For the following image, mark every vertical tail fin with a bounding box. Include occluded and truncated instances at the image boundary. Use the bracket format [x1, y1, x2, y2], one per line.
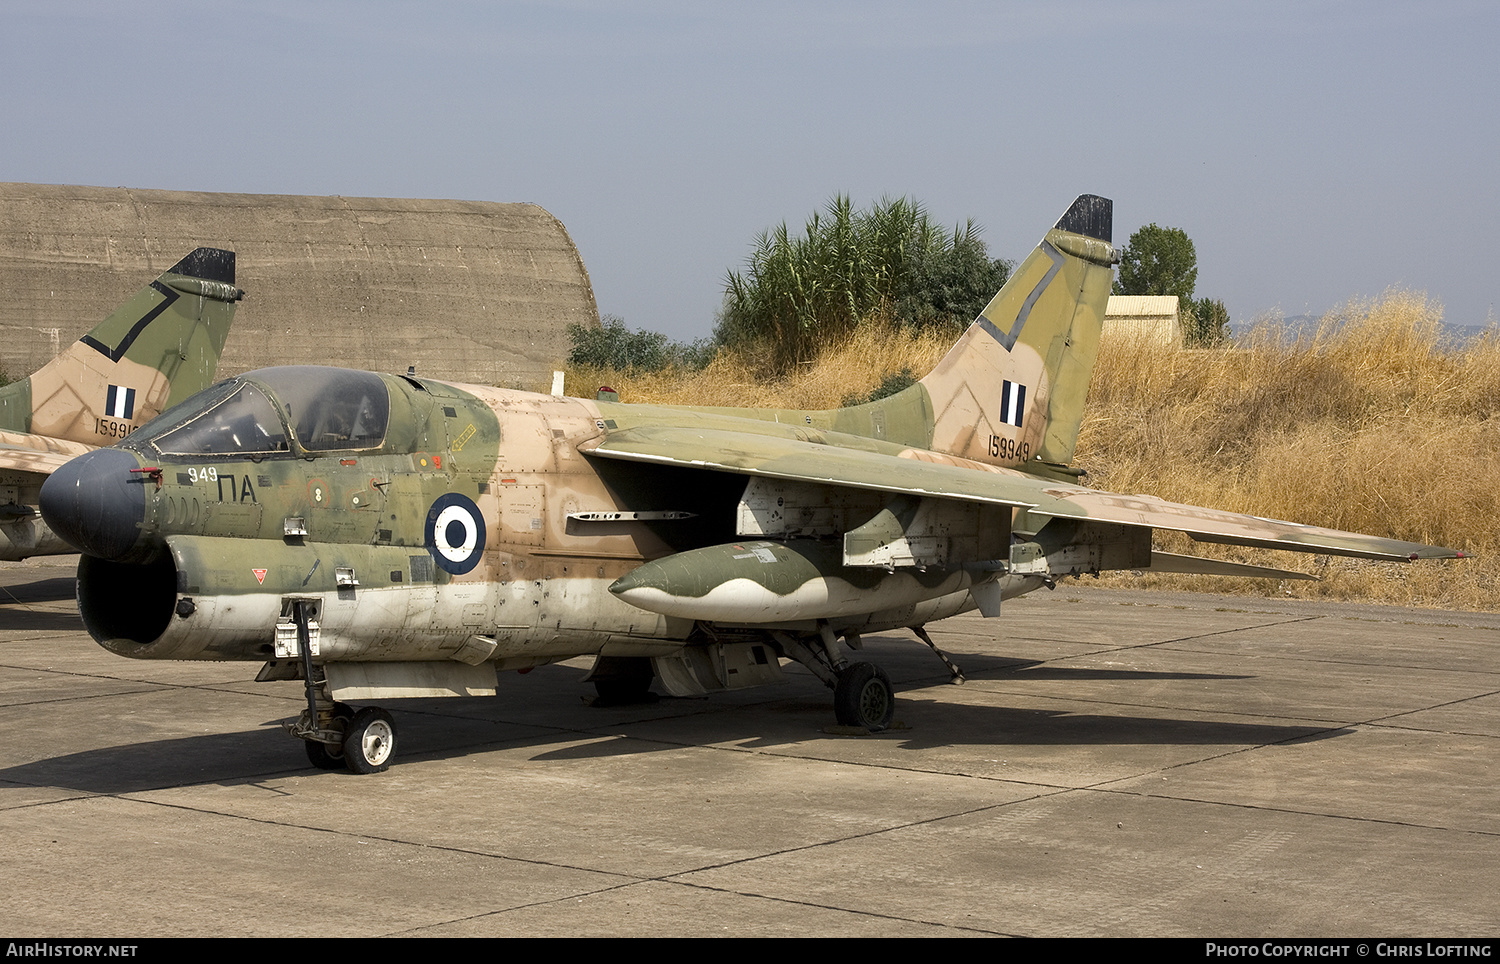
[917, 195, 1118, 469]
[2, 248, 243, 445]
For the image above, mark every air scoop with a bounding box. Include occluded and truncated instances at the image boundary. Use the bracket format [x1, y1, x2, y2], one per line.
[39, 447, 149, 560]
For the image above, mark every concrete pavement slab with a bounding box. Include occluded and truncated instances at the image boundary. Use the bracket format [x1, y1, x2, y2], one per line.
[1, 564, 1495, 937]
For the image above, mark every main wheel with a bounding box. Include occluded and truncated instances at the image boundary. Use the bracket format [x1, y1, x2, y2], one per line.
[341, 707, 397, 774]
[833, 662, 894, 731]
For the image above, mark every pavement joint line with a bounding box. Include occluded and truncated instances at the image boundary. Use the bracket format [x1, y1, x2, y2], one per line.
[100, 792, 656, 880]
[1129, 642, 1500, 674]
[1082, 723, 1500, 838]
[0, 582, 55, 611]
[0, 631, 86, 644]
[926, 614, 1324, 663]
[384, 876, 1018, 937]
[0, 787, 105, 811]
[1363, 720, 1500, 739]
[896, 674, 1365, 726]
[624, 879, 1019, 937]
[42, 782, 1036, 938]
[1363, 687, 1500, 725]
[1090, 615, 1325, 654]
[1092, 783, 1500, 838]
[0, 685, 172, 708]
[651, 785, 1077, 875]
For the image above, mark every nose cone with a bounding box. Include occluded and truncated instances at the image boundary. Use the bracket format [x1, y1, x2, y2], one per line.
[40, 448, 148, 560]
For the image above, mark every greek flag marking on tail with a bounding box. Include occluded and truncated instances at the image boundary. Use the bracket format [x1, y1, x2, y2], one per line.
[106, 385, 136, 420]
[999, 380, 1025, 428]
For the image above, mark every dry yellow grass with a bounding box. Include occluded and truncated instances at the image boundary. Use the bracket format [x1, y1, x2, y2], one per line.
[566, 317, 956, 410]
[566, 293, 1496, 611]
[1079, 291, 1496, 609]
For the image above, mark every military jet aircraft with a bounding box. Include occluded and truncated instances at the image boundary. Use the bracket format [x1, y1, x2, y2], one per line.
[38, 197, 1460, 774]
[1, 249, 242, 560]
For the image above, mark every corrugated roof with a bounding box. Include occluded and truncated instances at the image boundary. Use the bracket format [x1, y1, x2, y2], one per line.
[1105, 295, 1179, 317]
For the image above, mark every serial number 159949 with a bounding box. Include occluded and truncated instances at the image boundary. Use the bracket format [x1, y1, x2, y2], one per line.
[988, 435, 1029, 461]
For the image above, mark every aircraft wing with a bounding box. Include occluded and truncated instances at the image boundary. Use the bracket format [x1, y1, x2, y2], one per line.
[0, 431, 95, 558]
[0, 430, 94, 476]
[581, 425, 1461, 562]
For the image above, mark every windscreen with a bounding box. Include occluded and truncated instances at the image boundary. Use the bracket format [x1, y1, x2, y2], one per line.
[153, 383, 290, 456]
[248, 367, 390, 452]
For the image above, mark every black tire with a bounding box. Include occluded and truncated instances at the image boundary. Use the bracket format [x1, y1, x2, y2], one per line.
[341, 707, 397, 774]
[833, 662, 894, 731]
[305, 738, 345, 770]
[303, 703, 354, 770]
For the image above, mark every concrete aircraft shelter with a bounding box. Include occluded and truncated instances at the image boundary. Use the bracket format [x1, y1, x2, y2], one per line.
[0, 183, 599, 391]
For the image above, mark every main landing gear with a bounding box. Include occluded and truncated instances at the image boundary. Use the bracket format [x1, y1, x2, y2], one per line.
[770, 625, 896, 731]
[766, 622, 965, 731]
[833, 661, 895, 730]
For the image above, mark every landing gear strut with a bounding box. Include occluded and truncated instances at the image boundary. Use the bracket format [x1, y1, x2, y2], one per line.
[285, 600, 398, 774]
[304, 701, 354, 770]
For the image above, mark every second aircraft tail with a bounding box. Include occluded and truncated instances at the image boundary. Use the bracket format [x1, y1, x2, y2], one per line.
[0, 248, 243, 445]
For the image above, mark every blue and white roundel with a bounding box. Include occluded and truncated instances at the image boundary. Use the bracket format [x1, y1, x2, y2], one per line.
[425, 493, 486, 575]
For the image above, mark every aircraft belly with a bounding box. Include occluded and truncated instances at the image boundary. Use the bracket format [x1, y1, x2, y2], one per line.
[492, 574, 689, 658]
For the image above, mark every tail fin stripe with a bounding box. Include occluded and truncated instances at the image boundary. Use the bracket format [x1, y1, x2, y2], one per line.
[105, 385, 136, 419]
[79, 281, 180, 363]
[1000, 381, 1025, 427]
[976, 241, 1063, 352]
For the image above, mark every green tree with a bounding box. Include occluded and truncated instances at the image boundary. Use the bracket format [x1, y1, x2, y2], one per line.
[1114, 223, 1198, 300]
[568, 315, 714, 372]
[717, 196, 1013, 371]
[1181, 297, 1231, 347]
[895, 223, 1011, 334]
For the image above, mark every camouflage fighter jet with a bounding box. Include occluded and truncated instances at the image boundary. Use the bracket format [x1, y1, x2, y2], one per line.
[38, 197, 1460, 773]
[1, 249, 242, 560]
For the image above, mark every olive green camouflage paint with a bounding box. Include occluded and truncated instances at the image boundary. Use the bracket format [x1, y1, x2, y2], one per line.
[0, 250, 240, 440]
[44, 199, 1461, 680]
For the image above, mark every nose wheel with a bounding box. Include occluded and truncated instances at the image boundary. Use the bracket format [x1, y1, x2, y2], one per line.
[296, 704, 397, 774]
[342, 707, 397, 774]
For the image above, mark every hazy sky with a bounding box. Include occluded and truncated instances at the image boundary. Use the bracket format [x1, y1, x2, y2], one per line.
[4, 1, 1496, 339]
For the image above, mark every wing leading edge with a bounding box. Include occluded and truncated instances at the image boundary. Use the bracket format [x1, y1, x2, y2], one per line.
[581, 424, 1462, 563]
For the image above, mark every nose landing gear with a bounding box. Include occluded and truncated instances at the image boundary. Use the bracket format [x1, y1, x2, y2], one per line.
[285, 599, 398, 774]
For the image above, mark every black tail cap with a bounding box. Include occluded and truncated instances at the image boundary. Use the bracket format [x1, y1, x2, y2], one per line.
[1055, 195, 1112, 244]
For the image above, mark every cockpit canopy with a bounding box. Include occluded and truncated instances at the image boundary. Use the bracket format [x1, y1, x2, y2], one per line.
[132, 366, 391, 458]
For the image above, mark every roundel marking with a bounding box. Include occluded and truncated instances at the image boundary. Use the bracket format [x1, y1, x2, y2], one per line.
[425, 493, 486, 574]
